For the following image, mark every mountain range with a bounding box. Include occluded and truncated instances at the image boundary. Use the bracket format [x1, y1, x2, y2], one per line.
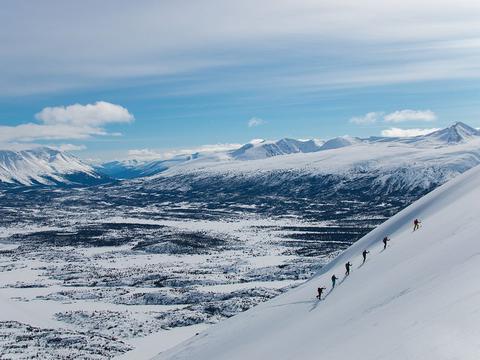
[0, 122, 478, 187]
[155, 137, 480, 360]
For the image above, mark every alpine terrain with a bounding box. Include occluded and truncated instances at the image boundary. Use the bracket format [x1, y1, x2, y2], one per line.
[0, 147, 110, 186]
[1, 122, 480, 359]
[3, 1, 480, 358]
[156, 147, 480, 360]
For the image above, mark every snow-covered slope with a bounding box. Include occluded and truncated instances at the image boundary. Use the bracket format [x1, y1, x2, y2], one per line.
[318, 135, 361, 150]
[375, 122, 479, 146]
[230, 138, 323, 161]
[101, 123, 480, 183]
[423, 121, 479, 144]
[0, 147, 109, 186]
[98, 154, 198, 179]
[156, 162, 480, 360]
[100, 138, 324, 179]
[148, 123, 480, 196]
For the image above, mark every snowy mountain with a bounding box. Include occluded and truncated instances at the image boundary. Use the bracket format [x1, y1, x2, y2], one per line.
[156, 158, 480, 360]
[0, 147, 110, 186]
[4, 122, 480, 188]
[376, 122, 479, 146]
[98, 138, 324, 179]
[230, 138, 323, 161]
[422, 121, 479, 144]
[98, 154, 198, 180]
[318, 135, 361, 150]
[102, 123, 480, 184]
[144, 122, 480, 198]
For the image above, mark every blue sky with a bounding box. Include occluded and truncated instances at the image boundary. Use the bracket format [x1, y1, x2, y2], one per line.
[0, 0, 479, 161]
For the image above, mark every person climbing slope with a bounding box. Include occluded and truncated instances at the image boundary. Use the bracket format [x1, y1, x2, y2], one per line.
[345, 261, 352, 276]
[331, 274, 338, 288]
[316, 287, 326, 300]
[362, 250, 369, 264]
[413, 218, 421, 231]
[383, 236, 390, 250]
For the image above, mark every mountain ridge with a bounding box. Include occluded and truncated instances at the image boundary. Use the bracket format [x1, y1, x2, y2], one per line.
[102, 122, 480, 180]
[0, 147, 110, 186]
[155, 153, 480, 360]
[1, 122, 479, 187]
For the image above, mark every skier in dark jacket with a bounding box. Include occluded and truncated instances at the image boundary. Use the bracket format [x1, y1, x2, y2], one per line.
[362, 250, 369, 264]
[331, 274, 338, 288]
[316, 287, 326, 300]
[345, 262, 352, 275]
[383, 236, 390, 250]
[413, 218, 421, 231]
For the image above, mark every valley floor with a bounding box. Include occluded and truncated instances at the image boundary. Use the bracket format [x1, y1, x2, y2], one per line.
[0, 192, 381, 359]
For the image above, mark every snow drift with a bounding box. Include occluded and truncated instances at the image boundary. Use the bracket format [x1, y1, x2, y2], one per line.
[156, 163, 480, 360]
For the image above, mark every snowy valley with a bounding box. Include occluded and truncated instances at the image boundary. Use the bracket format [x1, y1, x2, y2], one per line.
[0, 122, 480, 359]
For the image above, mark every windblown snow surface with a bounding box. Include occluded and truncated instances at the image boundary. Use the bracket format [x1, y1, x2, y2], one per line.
[156, 163, 480, 360]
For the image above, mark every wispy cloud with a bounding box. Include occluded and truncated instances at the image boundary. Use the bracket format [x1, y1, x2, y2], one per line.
[1, 1, 479, 97]
[384, 109, 436, 123]
[381, 127, 440, 137]
[50, 143, 87, 152]
[128, 143, 242, 161]
[351, 109, 437, 127]
[127, 149, 162, 161]
[349, 112, 382, 125]
[0, 101, 133, 144]
[248, 117, 266, 128]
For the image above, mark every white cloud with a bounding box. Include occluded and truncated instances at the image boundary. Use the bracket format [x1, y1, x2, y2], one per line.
[51, 143, 87, 152]
[0, 101, 134, 144]
[248, 117, 266, 128]
[127, 149, 163, 161]
[188, 143, 242, 153]
[0, 123, 101, 142]
[381, 127, 440, 137]
[128, 143, 242, 160]
[35, 101, 134, 126]
[384, 109, 437, 123]
[350, 112, 382, 125]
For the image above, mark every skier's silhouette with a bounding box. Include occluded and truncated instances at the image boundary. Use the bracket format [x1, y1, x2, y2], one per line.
[316, 287, 326, 300]
[331, 274, 338, 288]
[383, 236, 390, 250]
[413, 218, 421, 231]
[362, 250, 369, 264]
[345, 262, 352, 276]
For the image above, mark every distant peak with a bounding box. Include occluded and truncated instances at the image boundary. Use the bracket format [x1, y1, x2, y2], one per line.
[425, 121, 479, 144]
[249, 139, 266, 145]
[451, 121, 478, 132]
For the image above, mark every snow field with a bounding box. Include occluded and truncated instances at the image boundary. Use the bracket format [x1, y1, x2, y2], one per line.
[157, 164, 480, 360]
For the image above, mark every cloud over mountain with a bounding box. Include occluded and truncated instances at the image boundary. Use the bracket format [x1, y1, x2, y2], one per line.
[381, 127, 440, 137]
[384, 109, 437, 123]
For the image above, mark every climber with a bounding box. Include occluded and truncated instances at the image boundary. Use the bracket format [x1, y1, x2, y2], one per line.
[331, 274, 338, 288]
[345, 261, 352, 276]
[383, 236, 390, 250]
[413, 218, 421, 231]
[316, 287, 326, 300]
[362, 250, 369, 264]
